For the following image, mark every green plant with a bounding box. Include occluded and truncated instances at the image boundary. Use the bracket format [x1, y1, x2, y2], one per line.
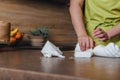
[29, 27, 49, 37]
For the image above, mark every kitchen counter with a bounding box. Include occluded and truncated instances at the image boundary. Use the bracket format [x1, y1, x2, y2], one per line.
[0, 49, 120, 80]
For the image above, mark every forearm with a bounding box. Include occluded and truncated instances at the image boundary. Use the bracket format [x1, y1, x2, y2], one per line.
[69, 0, 87, 38]
[107, 23, 120, 39]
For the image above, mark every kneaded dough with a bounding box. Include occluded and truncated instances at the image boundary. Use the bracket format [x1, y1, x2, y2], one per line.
[75, 43, 120, 58]
[41, 41, 65, 58]
[74, 43, 93, 57]
[93, 43, 120, 57]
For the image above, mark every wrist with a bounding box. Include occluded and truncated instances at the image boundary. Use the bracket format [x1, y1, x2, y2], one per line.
[77, 34, 88, 38]
[106, 31, 112, 39]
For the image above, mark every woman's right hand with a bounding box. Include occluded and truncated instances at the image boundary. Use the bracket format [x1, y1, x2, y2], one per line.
[78, 35, 95, 51]
[70, 0, 94, 51]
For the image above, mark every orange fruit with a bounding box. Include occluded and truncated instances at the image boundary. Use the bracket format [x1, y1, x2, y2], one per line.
[10, 37, 16, 43]
[15, 32, 22, 39]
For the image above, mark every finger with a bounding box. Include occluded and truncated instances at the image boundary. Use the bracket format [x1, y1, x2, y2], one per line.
[94, 33, 105, 38]
[89, 39, 94, 49]
[79, 40, 84, 51]
[93, 28, 101, 33]
[79, 40, 83, 50]
[81, 40, 86, 51]
[85, 38, 90, 50]
[98, 37, 107, 41]
[93, 30, 103, 37]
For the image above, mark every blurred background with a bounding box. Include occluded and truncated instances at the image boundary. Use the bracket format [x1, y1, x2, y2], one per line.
[0, 0, 77, 46]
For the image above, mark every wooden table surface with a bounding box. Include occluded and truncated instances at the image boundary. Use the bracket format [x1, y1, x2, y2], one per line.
[0, 49, 120, 80]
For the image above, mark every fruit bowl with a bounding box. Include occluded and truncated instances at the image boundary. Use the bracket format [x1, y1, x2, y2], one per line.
[10, 27, 23, 46]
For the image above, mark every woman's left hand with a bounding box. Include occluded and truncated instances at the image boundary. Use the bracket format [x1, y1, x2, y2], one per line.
[93, 28, 109, 41]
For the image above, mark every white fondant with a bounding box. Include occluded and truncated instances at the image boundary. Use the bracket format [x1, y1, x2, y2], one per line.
[74, 43, 93, 58]
[93, 43, 120, 57]
[75, 42, 120, 58]
[41, 41, 65, 58]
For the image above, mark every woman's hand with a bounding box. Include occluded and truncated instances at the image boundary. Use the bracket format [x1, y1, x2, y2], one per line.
[93, 28, 109, 41]
[70, 0, 95, 51]
[78, 35, 95, 51]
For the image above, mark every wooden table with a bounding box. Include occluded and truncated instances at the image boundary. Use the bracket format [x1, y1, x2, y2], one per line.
[0, 49, 120, 80]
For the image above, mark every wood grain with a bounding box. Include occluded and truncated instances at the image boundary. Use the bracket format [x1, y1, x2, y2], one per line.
[0, 0, 76, 45]
[0, 50, 120, 80]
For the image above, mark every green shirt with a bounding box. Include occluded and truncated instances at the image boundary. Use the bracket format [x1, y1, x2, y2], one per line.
[84, 0, 120, 46]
